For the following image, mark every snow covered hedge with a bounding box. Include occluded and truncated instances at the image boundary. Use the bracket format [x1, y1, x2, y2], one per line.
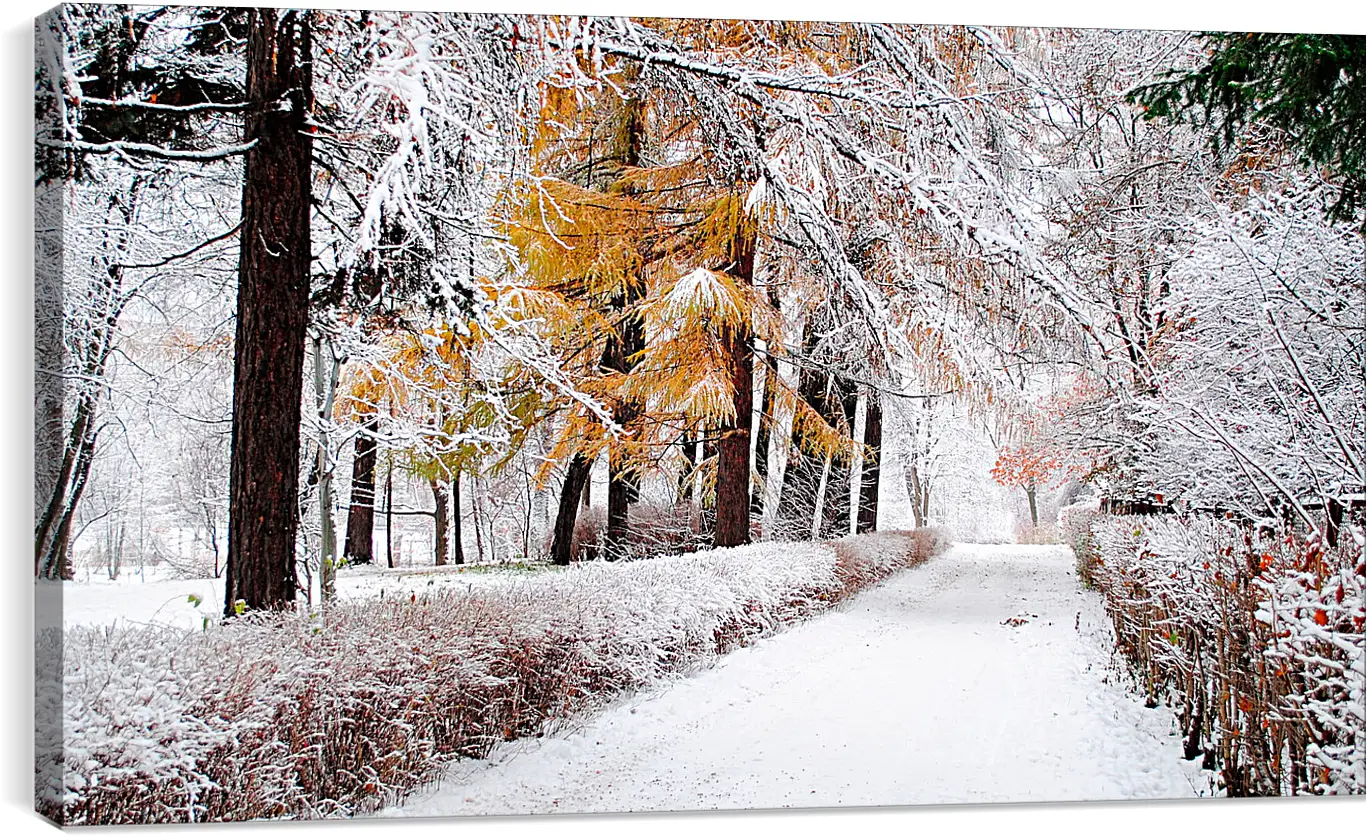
[39, 529, 946, 824]
[1073, 513, 1364, 796]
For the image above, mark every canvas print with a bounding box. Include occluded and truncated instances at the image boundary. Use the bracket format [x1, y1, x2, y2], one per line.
[33, 2, 1365, 826]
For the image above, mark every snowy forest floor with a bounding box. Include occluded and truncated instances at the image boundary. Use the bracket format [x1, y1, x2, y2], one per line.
[385, 543, 1206, 817]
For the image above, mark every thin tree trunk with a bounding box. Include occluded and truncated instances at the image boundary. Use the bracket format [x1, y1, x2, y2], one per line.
[1027, 485, 1039, 529]
[343, 414, 379, 564]
[430, 477, 449, 566]
[36, 183, 145, 579]
[679, 426, 696, 503]
[471, 476, 486, 563]
[550, 454, 592, 565]
[750, 355, 774, 523]
[811, 455, 831, 541]
[223, 8, 313, 617]
[856, 391, 883, 534]
[451, 469, 465, 565]
[697, 435, 710, 510]
[819, 375, 858, 540]
[908, 459, 925, 529]
[35, 173, 65, 553]
[313, 336, 339, 603]
[36, 392, 98, 579]
[775, 323, 834, 541]
[384, 458, 394, 568]
[847, 394, 865, 536]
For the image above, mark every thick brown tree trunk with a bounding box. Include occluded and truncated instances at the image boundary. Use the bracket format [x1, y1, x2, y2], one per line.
[605, 466, 632, 560]
[715, 327, 754, 548]
[343, 416, 379, 564]
[223, 9, 313, 617]
[550, 454, 593, 565]
[856, 391, 883, 534]
[600, 96, 646, 560]
[713, 226, 756, 549]
[430, 478, 449, 566]
[603, 297, 643, 559]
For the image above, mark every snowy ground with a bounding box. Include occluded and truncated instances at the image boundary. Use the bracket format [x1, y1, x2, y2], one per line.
[385, 542, 1204, 816]
[47, 562, 546, 630]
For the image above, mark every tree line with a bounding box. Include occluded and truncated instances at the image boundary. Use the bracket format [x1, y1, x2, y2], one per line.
[35, 8, 1364, 618]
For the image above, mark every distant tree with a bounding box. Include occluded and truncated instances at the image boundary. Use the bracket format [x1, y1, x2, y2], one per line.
[990, 445, 1064, 529]
[1131, 33, 1365, 220]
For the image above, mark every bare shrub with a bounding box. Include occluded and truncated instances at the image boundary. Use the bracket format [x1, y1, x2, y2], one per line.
[567, 502, 709, 562]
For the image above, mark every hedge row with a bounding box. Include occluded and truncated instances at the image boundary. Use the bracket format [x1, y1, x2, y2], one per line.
[39, 529, 947, 824]
[1063, 504, 1364, 795]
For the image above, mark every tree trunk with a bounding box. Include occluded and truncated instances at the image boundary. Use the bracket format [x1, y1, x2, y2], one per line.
[34, 172, 64, 572]
[775, 329, 828, 540]
[603, 300, 643, 559]
[606, 465, 632, 560]
[223, 9, 313, 617]
[384, 457, 394, 568]
[550, 454, 592, 565]
[600, 96, 646, 559]
[715, 325, 754, 548]
[907, 458, 924, 529]
[678, 426, 696, 503]
[313, 336, 339, 603]
[818, 375, 858, 540]
[36, 389, 99, 580]
[36, 182, 145, 580]
[471, 477, 487, 563]
[856, 391, 883, 534]
[450, 470, 465, 565]
[343, 415, 379, 564]
[430, 477, 449, 566]
[713, 225, 756, 548]
[750, 356, 774, 523]
[1327, 497, 1344, 547]
[1027, 485, 1039, 529]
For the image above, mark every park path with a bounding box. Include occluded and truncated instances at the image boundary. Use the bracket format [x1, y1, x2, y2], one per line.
[388, 543, 1200, 817]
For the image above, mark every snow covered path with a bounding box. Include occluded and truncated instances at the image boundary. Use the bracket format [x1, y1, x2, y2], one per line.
[388, 543, 1200, 817]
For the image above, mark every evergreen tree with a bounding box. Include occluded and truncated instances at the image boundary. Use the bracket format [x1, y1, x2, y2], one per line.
[1131, 33, 1365, 220]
